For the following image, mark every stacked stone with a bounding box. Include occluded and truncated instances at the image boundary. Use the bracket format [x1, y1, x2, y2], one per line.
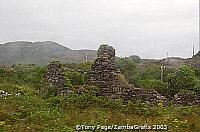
[88, 45, 121, 98]
[195, 94, 200, 105]
[44, 61, 65, 92]
[123, 87, 167, 105]
[173, 91, 200, 106]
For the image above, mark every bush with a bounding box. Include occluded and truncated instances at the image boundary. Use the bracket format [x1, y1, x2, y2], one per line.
[63, 93, 123, 110]
[140, 79, 168, 96]
[64, 71, 85, 85]
[139, 65, 161, 80]
[13, 66, 46, 86]
[116, 58, 137, 83]
[194, 80, 200, 93]
[167, 66, 198, 97]
[128, 76, 142, 87]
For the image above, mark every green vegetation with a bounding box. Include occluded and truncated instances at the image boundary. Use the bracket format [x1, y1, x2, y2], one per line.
[0, 62, 200, 131]
[116, 57, 137, 84]
[116, 57, 200, 97]
[167, 66, 199, 97]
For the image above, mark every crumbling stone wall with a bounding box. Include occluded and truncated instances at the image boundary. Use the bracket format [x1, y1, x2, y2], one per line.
[86, 44, 199, 106]
[88, 45, 167, 103]
[173, 91, 200, 106]
[123, 87, 167, 105]
[44, 61, 65, 93]
[88, 45, 122, 98]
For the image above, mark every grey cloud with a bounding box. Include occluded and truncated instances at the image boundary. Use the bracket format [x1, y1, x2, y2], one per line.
[0, 0, 199, 59]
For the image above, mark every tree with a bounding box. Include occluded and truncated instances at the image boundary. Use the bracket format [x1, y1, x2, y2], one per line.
[167, 66, 198, 97]
[127, 55, 141, 63]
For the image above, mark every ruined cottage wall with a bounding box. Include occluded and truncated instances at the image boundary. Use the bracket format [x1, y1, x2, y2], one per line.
[88, 45, 170, 104]
[88, 45, 122, 98]
[44, 61, 65, 91]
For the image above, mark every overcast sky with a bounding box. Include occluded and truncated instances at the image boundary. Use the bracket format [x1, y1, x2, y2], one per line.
[0, 0, 199, 59]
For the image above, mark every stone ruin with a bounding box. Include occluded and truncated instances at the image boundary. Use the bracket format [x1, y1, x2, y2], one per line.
[44, 61, 66, 94]
[123, 88, 167, 105]
[43, 45, 199, 106]
[88, 45, 122, 98]
[173, 91, 200, 106]
[88, 44, 168, 104]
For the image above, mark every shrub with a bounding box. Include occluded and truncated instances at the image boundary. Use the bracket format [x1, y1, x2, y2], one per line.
[13, 66, 46, 86]
[64, 71, 85, 85]
[167, 66, 198, 97]
[139, 65, 161, 80]
[193, 80, 200, 93]
[116, 58, 137, 84]
[63, 93, 123, 110]
[140, 79, 168, 96]
[128, 76, 142, 87]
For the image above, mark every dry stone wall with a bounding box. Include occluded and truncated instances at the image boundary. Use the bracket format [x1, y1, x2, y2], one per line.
[173, 91, 200, 106]
[123, 87, 167, 105]
[88, 45, 122, 98]
[67, 44, 199, 106]
[88, 45, 167, 104]
[44, 61, 66, 93]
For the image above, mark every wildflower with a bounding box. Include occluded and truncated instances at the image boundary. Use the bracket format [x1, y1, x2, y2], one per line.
[183, 119, 188, 123]
[15, 93, 21, 96]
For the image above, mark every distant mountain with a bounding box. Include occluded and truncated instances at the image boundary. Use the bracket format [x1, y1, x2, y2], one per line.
[141, 54, 199, 69]
[0, 41, 97, 66]
[0, 41, 199, 68]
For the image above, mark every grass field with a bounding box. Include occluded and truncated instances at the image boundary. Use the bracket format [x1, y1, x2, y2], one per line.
[0, 83, 199, 132]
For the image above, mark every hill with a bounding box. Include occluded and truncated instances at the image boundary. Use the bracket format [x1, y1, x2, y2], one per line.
[190, 51, 200, 68]
[0, 41, 97, 66]
[193, 51, 200, 59]
[0, 41, 199, 68]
